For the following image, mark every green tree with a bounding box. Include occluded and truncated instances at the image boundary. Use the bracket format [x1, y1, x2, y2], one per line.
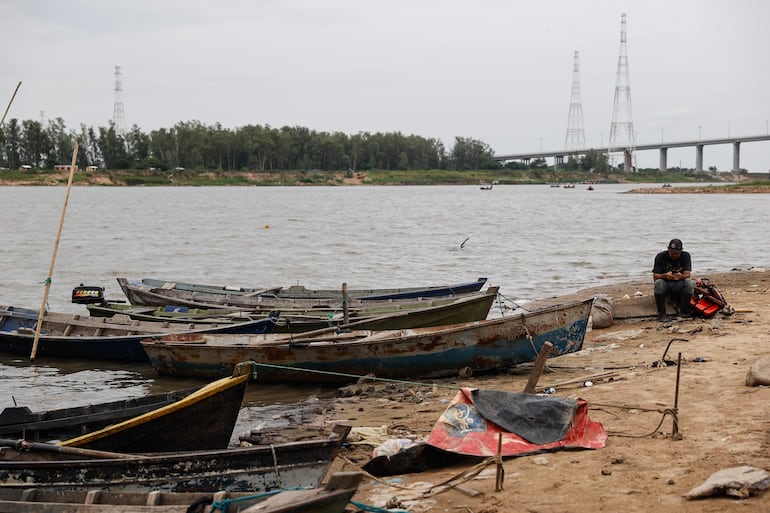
[20, 120, 51, 168]
[451, 137, 494, 170]
[98, 124, 131, 169]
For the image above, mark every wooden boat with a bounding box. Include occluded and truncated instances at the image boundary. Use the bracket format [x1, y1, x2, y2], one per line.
[0, 425, 350, 493]
[57, 362, 254, 452]
[140, 298, 593, 383]
[88, 287, 500, 334]
[0, 471, 363, 513]
[0, 305, 276, 363]
[115, 278, 494, 314]
[0, 388, 200, 442]
[121, 276, 488, 302]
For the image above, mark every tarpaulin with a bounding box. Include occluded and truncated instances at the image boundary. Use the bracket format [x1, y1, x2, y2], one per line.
[427, 387, 607, 457]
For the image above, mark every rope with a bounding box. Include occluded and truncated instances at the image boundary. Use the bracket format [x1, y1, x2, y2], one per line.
[349, 500, 410, 513]
[337, 455, 418, 491]
[269, 444, 280, 483]
[251, 362, 460, 390]
[589, 402, 679, 438]
[209, 490, 282, 512]
[208, 485, 312, 512]
[494, 292, 528, 312]
[607, 408, 678, 438]
[423, 457, 496, 497]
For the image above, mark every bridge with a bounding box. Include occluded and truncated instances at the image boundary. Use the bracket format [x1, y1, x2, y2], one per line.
[493, 134, 770, 172]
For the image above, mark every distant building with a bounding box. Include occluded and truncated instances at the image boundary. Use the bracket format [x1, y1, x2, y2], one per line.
[19, 165, 32, 171]
[54, 164, 80, 172]
[85, 166, 98, 172]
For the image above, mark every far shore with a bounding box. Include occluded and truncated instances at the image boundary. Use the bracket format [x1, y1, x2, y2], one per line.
[0, 168, 767, 188]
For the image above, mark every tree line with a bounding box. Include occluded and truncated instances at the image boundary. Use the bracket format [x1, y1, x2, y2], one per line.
[0, 118, 514, 172]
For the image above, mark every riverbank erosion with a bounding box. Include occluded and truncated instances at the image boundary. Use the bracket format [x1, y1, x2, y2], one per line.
[0, 168, 760, 187]
[240, 268, 770, 512]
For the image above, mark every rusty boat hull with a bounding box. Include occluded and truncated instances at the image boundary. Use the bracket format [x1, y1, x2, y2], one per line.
[140, 298, 593, 384]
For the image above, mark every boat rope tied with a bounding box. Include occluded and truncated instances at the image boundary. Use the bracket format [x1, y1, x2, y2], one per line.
[349, 500, 411, 513]
[269, 443, 281, 482]
[251, 362, 459, 390]
[209, 486, 308, 512]
[495, 292, 527, 313]
[40, 277, 52, 286]
[607, 408, 678, 439]
[209, 490, 280, 512]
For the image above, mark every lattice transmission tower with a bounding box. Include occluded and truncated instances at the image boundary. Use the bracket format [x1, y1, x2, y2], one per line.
[564, 50, 586, 153]
[608, 13, 636, 170]
[112, 65, 127, 138]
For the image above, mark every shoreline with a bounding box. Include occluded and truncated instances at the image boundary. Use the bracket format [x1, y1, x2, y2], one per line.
[0, 169, 762, 188]
[242, 267, 770, 512]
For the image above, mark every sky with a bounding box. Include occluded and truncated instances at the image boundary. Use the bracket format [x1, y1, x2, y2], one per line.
[1, 0, 769, 171]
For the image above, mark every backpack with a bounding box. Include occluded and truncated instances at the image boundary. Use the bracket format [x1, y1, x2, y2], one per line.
[690, 278, 727, 318]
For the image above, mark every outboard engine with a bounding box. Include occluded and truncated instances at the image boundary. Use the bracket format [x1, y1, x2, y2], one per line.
[72, 284, 105, 304]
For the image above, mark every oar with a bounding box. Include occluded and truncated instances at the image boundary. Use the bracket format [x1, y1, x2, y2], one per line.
[0, 438, 143, 459]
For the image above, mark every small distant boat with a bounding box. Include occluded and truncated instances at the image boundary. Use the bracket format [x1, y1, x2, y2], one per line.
[0, 425, 351, 493]
[140, 298, 593, 383]
[662, 183, 672, 188]
[587, 185, 594, 191]
[479, 180, 497, 190]
[0, 305, 277, 362]
[562, 184, 576, 189]
[0, 471, 363, 513]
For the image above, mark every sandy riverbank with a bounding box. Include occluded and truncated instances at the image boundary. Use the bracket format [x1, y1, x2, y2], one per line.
[248, 268, 770, 512]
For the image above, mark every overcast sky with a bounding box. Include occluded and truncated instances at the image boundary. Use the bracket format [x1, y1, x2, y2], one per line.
[2, 0, 769, 171]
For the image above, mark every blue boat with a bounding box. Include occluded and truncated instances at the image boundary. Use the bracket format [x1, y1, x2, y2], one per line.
[0, 305, 276, 363]
[141, 298, 593, 383]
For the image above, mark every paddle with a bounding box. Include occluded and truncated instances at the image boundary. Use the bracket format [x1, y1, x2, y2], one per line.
[0, 438, 143, 459]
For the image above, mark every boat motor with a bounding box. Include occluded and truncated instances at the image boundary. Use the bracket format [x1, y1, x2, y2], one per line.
[71, 284, 105, 304]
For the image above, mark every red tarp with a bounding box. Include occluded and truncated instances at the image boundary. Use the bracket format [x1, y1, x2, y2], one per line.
[427, 387, 607, 457]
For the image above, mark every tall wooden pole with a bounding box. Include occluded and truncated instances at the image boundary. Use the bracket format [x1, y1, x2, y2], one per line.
[1, 81, 21, 126]
[523, 341, 553, 394]
[30, 142, 79, 361]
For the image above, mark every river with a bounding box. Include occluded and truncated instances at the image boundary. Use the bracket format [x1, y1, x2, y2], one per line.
[0, 183, 767, 415]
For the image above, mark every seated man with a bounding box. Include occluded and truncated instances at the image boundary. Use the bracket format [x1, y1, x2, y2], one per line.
[652, 239, 695, 321]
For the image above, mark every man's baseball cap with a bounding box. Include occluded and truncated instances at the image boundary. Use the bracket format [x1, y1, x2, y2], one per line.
[668, 239, 683, 252]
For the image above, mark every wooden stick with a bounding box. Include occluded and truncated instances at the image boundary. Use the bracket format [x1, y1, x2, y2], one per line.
[494, 433, 504, 492]
[1, 81, 21, 126]
[342, 282, 349, 324]
[30, 143, 79, 361]
[672, 352, 682, 438]
[523, 341, 553, 393]
[541, 371, 619, 389]
[0, 438, 141, 459]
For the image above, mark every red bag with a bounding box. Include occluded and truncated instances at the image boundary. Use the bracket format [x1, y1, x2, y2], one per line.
[690, 296, 720, 318]
[690, 278, 725, 318]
